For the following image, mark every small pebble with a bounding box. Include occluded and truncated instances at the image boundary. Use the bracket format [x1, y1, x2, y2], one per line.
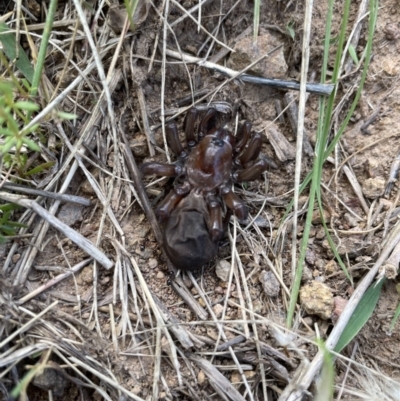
[332, 296, 348, 323]
[259, 270, 280, 297]
[215, 259, 231, 282]
[300, 281, 334, 320]
[148, 258, 158, 269]
[325, 260, 338, 275]
[343, 213, 359, 228]
[305, 249, 316, 266]
[198, 370, 206, 386]
[156, 271, 165, 279]
[213, 304, 224, 319]
[362, 177, 385, 199]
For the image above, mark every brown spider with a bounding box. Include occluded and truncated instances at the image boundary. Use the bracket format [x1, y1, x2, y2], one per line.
[141, 107, 277, 271]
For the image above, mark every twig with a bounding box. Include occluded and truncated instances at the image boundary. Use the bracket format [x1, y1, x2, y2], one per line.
[169, 0, 234, 52]
[384, 148, 400, 198]
[378, 239, 400, 279]
[0, 192, 113, 269]
[170, 276, 208, 320]
[137, 86, 155, 157]
[187, 354, 246, 401]
[290, 0, 314, 281]
[166, 49, 334, 96]
[0, 301, 58, 350]
[17, 259, 92, 304]
[169, 0, 211, 27]
[119, 122, 178, 274]
[1, 182, 91, 206]
[343, 0, 370, 75]
[283, 92, 314, 156]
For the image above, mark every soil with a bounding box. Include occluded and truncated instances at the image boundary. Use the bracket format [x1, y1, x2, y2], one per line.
[1, 0, 400, 400]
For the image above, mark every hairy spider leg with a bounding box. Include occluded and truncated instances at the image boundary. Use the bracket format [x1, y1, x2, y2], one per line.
[184, 107, 198, 148]
[166, 122, 187, 158]
[221, 187, 248, 223]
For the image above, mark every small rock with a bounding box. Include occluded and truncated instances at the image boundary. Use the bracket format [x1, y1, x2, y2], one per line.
[156, 271, 165, 279]
[325, 260, 338, 276]
[367, 158, 384, 178]
[148, 258, 158, 269]
[198, 370, 206, 385]
[129, 135, 149, 157]
[343, 213, 359, 228]
[231, 371, 256, 388]
[259, 270, 280, 297]
[215, 259, 231, 282]
[315, 227, 325, 240]
[206, 327, 219, 341]
[332, 296, 348, 323]
[314, 259, 325, 270]
[300, 281, 334, 320]
[362, 177, 385, 199]
[381, 58, 400, 76]
[57, 203, 84, 226]
[302, 265, 313, 282]
[253, 299, 263, 314]
[213, 303, 224, 318]
[80, 266, 93, 285]
[228, 29, 288, 79]
[302, 316, 314, 329]
[12, 253, 20, 264]
[312, 208, 330, 224]
[198, 297, 206, 307]
[305, 249, 316, 266]
[384, 22, 400, 40]
[214, 286, 224, 294]
[254, 215, 269, 227]
[33, 367, 67, 396]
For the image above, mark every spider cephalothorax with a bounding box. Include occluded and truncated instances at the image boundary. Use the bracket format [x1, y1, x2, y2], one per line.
[141, 107, 276, 271]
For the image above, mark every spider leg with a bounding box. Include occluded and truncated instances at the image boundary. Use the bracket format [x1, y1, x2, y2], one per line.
[184, 107, 198, 148]
[166, 122, 187, 158]
[198, 108, 217, 140]
[235, 121, 252, 154]
[221, 186, 248, 223]
[239, 132, 263, 165]
[207, 197, 224, 241]
[234, 158, 277, 182]
[141, 162, 182, 177]
[156, 189, 184, 222]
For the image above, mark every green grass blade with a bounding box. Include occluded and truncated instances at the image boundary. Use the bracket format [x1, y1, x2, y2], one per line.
[30, 0, 58, 98]
[389, 284, 400, 333]
[286, 0, 379, 327]
[335, 278, 385, 353]
[314, 340, 334, 401]
[0, 23, 34, 83]
[348, 44, 359, 64]
[253, 0, 260, 42]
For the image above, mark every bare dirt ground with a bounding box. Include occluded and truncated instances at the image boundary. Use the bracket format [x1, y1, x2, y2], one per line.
[1, 0, 400, 400]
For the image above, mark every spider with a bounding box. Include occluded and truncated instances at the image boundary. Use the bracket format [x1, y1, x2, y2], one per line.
[141, 107, 277, 271]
